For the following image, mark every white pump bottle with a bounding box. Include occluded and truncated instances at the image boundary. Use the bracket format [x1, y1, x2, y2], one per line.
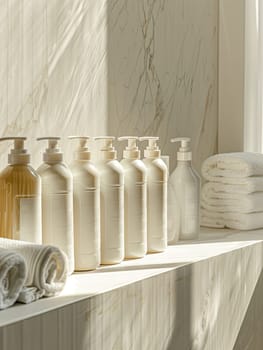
[37, 137, 74, 274]
[139, 137, 167, 253]
[69, 136, 100, 271]
[168, 137, 200, 242]
[94, 137, 124, 264]
[118, 136, 147, 259]
[0, 137, 42, 243]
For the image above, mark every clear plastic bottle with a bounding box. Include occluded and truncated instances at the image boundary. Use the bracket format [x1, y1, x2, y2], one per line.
[94, 136, 124, 264]
[0, 137, 41, 243]
[37, 137, 74, 274]
[139, 137, 168, 252]
[118, 136, 147, 259]
[69, 136, 100, 271]
[168, 138, 200, 242]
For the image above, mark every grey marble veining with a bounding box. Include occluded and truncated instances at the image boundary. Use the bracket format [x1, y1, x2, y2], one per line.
[107, 0, 218, 172]
[0, 0, 218, 173]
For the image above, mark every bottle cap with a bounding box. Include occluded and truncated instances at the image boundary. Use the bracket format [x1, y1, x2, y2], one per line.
[118, 136, 140, 159]
[37, 137, 63, 163]
[171, 137, 192, 161]
[0, 137, 30, 164]
[139, 136, 160, 158]
[68, 136, 91, 160]
[94, 136, 116, 160]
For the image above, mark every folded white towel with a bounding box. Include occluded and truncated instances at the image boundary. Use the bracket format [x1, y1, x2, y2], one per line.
[201, 215, 225, 228]
[202, 152, 263, 180]
[0, 248, 26, 309]
[202, 179, 263, 194]
[201, 208, 263, 230]
[0, 238, 68, 303]
[201, 191, 263, 213]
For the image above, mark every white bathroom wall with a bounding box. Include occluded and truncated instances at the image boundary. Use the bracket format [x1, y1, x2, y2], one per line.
[0, 0, 218, 172]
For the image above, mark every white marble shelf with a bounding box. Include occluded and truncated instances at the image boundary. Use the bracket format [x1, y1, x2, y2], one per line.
[0, 227, 262, 330]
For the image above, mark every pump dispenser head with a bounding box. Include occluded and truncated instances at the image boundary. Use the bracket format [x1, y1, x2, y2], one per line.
[68, 136, 91, 160]
[94, 136, 116, 160]
[37, 137, 63, 163]
[118, 136, 140, 159]
[139, 136, 160, 158]
[171, 137, 192, 161]
[0, 137, 30, 164]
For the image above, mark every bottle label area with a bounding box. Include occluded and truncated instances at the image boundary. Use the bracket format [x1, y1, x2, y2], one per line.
[100, 184, 124, 250]
[42, 193, 73, 246]
[18, 196, 41, 243]
[74, 188, 100, 255]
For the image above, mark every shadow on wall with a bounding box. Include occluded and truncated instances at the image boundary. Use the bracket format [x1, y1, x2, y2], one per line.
[166, 260, 218, 350]
[167, 257, 263, 349]
[166, 264, 192, 349]
[233, 268, 263, 350]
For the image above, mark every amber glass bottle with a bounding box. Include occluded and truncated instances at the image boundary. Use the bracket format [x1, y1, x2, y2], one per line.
[0, 138, 41, 242]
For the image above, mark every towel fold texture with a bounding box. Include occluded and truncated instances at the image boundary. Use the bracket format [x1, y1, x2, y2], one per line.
[201, 208, 263, 230]
[0, 238, 68, 303]
[201, 191, 263, 213]
[18, 287, 44, 304]
[202, 152, 263, 180]
[0, 248, 26, 309]
[202, 179, 263, 194]
[201, 152, 263, 230]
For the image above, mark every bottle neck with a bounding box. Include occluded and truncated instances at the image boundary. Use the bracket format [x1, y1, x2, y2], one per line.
[144, 149, 160, 158]
[177, 160, 192, 167]
[9, 162, 29, 166]
[43, 153, 63, 163]
[74, 152, 90, 161]
[44, 160, 62, 165]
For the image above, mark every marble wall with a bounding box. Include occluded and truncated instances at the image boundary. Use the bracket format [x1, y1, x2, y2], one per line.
[0, 0, 218, 172]
[0, 1, 109, 168]
[107, 0, 218, 172]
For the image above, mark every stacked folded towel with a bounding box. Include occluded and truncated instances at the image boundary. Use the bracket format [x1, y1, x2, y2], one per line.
[0, 238, 68, 308]
[201, 152, 263, 230]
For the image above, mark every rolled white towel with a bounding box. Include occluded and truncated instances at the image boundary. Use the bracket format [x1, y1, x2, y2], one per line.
[0, 248, 26, 309]
[202, 179, 263, 194]
[201, 208, 263, 230]
[201, 190, 263, 213]
[202, 152, 263, 180]
[0, 238, 68, 303]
